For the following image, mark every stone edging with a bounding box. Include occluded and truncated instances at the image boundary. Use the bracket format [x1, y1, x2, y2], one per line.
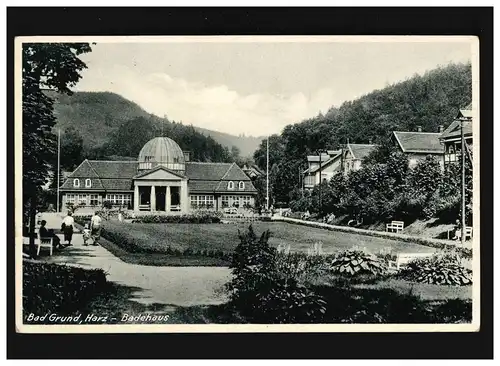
[271, 216, 473, 256]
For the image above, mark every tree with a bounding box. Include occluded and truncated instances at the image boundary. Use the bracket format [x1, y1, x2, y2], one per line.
[60, 126, 84, 171]
[23, 43, 92, 257]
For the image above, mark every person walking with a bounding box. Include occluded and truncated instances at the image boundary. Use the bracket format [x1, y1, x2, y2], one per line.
[61, 212, 75, 246]
[90, 211, 103, 246]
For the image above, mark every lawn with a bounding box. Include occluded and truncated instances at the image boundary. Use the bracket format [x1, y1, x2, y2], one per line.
[102, 220, 437, 256]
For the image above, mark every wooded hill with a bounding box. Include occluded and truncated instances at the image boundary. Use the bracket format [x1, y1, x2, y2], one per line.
[252, 62, 472, 204]
[47, 90, 262, 159]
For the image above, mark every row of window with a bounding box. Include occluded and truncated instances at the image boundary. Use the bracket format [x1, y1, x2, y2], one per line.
[73, 178, 92, 188]
[65, 194, 131, 206]
[227, 181, 245, 190]
[190, 195, 215, 208]
[66, 194, 102, 206]
[221, 195, 252, 208]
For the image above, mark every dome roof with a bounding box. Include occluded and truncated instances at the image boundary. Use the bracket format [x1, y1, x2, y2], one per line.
[138, 137, 185, 165]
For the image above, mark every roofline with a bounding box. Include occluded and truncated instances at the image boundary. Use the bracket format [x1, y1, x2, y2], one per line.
[87, 160, 138, 163]
[308, 154, 341, 173]
[404, 150, 444, 154]
[132, 165, 187, 179]
[66, 159, 91, 179]
[393, 131, 443, 135]
[392, 131, 406, 153]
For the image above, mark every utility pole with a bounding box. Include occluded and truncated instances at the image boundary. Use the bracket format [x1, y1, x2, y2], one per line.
[56, 128, 61, 213]
[266, 136, 269, 211]
[461, 118, 466, 246]
[317, 149, 326, 215]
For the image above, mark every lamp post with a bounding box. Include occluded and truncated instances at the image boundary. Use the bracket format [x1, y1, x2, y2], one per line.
[460, 117, 466, 246]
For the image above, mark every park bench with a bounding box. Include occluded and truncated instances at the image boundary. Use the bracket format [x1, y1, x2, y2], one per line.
[447, 226, 473, 241]
[170, 205, 181, 212]
[386, 220, 404, 233]
[23, 229, 53, 256]
[388, 252, 435, 271]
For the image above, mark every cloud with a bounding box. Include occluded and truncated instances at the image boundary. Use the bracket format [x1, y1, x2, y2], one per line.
[77, 65, 338, 136]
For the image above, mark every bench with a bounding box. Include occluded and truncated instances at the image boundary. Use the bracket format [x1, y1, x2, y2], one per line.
[386, 220, 404, 233]
[23, 231, 53, 256]
[388, 252, 435, 271]
[448, 226, 473, 241]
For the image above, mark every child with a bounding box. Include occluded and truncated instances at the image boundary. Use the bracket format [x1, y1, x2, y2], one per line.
[82, 223, 91, 246]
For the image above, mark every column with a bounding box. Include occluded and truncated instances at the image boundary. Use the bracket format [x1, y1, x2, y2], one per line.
[134, 185, 139, 211]
[181, 180, 189, 213]
[150, 185, 156, 211]
[166, 186, 171, 212]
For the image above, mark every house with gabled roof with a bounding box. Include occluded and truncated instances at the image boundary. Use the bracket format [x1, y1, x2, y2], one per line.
[391, 127, 444, 168]
[302, 150, 342, 189]
[342, 143, 378, 174]
[439, 104, 473, 165]
[59, 136, 257, 213]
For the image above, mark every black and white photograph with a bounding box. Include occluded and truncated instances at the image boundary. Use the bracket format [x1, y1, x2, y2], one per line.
[16, 35, 480, 333]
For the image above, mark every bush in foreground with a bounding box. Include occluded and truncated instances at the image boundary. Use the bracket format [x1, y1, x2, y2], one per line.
[226, 225, 327, 323]
[398, 254, 472, 286]
[23, 261, 107, 317]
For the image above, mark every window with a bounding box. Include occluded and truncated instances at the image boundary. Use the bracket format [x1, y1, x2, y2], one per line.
[85, 179, 92, 188]
[242, 196, 252, 207]
[238, 181, 245, 190]
[90, 194, 100, 206]
[190, 195, 215, 209]
[73, 179, 80, 188]
[221, 195, 229, 208]
[66, 194, 76, 204]
[228, 181, 235, 190]
[78, 194, 88, 205]
[106, 194, 132, 206]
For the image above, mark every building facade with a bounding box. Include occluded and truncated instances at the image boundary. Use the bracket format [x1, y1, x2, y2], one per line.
[391, 128, 445, 169]
[342, 143, 377, 175]
[302, 150, 342, 189]
[59, 137, 257, 213]
[440, 105, 473, 165]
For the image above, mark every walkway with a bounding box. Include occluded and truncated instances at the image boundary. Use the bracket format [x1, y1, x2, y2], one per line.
[36, 213, 232, 308]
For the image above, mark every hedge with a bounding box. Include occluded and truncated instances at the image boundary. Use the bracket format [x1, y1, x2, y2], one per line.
[23, 261, 107, 318]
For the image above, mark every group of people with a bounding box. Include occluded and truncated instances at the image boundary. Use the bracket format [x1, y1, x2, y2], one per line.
[38, 211, 103, 250]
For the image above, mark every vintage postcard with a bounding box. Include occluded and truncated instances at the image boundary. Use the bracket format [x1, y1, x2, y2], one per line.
[16, 35, 480, 333]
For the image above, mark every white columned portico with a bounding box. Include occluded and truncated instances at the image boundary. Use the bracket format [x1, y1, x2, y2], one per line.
[150, 185, 156, 211]
[166, 186, 171, 212]
[134, 185, 139, 211]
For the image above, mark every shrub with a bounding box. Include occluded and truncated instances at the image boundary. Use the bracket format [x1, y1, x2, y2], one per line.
[132, 212, 222, 224]
[23, 261, 107, 318]
[329, 249, 387, 276]
[226, 225, 327, 323]
[398, 254, 472, 286]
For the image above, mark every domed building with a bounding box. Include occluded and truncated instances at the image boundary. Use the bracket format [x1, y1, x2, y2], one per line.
[60, 136, 257, 213]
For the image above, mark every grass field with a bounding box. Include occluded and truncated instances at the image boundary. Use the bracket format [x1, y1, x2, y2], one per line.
[101, 221, 436, 261]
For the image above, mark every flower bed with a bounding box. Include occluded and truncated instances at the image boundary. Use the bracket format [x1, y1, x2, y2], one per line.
[23, 261, 107, 319]
[131, 211, 223, 224]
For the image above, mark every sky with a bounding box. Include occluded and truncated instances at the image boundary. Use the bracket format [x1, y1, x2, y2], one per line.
[75, 38, 473, 137]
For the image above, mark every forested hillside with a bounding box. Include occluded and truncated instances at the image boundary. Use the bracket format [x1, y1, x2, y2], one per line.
[253, 62, 472, 204]
[48, 91, 261, 160]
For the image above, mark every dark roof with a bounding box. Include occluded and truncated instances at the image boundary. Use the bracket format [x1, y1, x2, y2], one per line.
[87, 161, 139, 178]
[307, 154, 331, 163]
[185, 162, 251, 181]
[440, 120, 473, 141]
[307, 152, 342, 174]
[347, 144, 377, 160]
[392, 131, 443, 154]
[61, 159, 256, 194]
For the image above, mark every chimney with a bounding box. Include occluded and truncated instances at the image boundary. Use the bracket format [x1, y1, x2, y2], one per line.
[416, 126, 422, 132]
[438, 125, 444, 133]
[183, 151, 190, 162]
